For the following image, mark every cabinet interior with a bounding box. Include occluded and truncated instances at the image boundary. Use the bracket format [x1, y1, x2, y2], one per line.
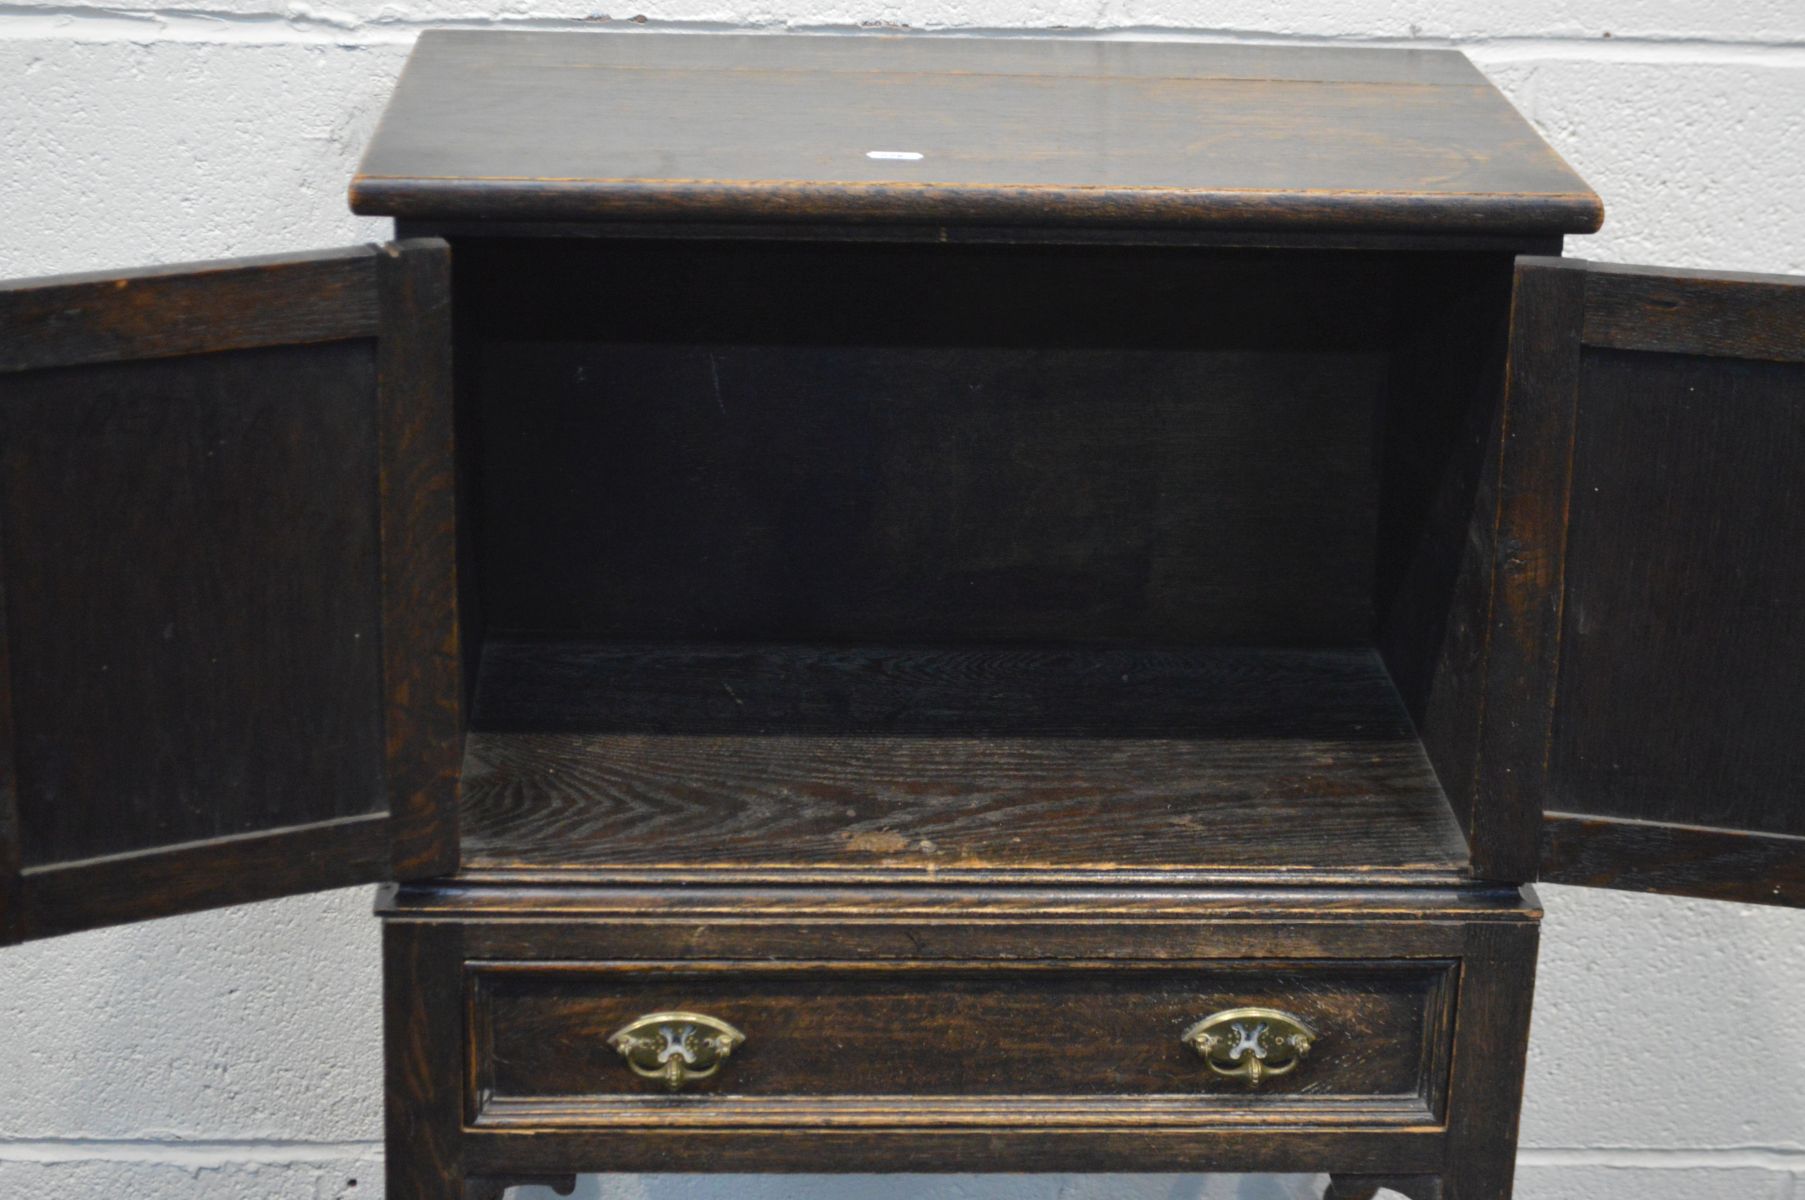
[448, 237, 1515, 885]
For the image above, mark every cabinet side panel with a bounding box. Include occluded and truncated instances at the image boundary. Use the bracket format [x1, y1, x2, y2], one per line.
[1376, 253, 1516, 869]
[0, 343, 388, 865]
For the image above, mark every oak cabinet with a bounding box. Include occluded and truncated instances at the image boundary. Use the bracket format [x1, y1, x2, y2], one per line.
[2, 30, 1800, 1200]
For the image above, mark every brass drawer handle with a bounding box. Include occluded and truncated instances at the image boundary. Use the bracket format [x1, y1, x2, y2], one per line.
[1183, 1007, 1316, 1086]
[607, 1011, 746, 1091]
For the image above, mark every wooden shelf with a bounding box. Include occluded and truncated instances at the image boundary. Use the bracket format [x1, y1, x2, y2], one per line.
[457, 641, 1470, 886]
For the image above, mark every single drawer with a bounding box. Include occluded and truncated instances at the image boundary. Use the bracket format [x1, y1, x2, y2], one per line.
[467, 959, 1455, 1129]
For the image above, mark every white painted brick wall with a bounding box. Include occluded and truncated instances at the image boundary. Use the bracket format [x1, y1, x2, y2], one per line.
[2, 5, 1802, 1197]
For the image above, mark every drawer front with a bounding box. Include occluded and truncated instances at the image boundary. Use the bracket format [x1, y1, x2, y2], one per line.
[468, 959, 1455, 1127]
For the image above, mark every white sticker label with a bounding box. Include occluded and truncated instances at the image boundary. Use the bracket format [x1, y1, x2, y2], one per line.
[866, 150, 924, 161]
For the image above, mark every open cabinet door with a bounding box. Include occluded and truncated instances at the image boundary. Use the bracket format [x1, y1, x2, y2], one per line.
[0, 241, 459, 943]
[1490, 257, 1805, 906]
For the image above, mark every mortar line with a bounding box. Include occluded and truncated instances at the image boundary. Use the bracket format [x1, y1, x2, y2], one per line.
[1517, 1147, 1805, 1170]
[2, 9, 1805, 64]
[0, 1136, 382, 1166]
[3, 1137, 1804, 1170]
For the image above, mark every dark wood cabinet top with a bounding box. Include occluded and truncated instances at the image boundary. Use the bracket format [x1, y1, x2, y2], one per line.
[351, 30, 1602, 236]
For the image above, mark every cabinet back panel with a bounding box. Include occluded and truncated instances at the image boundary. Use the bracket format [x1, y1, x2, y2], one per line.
[1550, 348, 1805, 838]
[462, 240, 1392, 644]
[0, 343, 388, 866]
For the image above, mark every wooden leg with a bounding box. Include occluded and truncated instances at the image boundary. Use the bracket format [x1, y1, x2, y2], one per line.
[385, 921, 469, 1200]
[1439, 922, 1539, 1200]
[1336, 920, 1534, 1200]
[1326, 1176, 1444, 1200]
[384, 920, 579, 1200]
[465, 1177, 578, 1200]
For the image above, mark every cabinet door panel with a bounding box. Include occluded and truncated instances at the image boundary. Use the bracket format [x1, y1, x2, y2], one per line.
[0, 242, 459, 943]
[1493, 258, 1805, 905]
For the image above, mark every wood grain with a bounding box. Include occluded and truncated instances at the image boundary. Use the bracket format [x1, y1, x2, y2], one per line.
[1540, 814, 1805, 907]
[414, 885, 1522, 965]
[1471, 256, 1588, 881]
[1327, 1176, 1443, 1200]
[19, 813, 389, 940]
[353, 32, 1601, 236]
[400, 217, 1568, 254]
[382, 881, 1535, 1179]
[459, 642, 1469, 884]
[1550, 347, 1805, 839]
[0, 341, 390, 865]
[471, 960, 1453, 1108]
[381, 882, 1539, 927]
[1583, 261, 1805, 362]
[0, 247, 379, 374]
[1473, 259, 1805, 908]
[385, 920, 468, 1200]
[1439, 919, 1539, 1200]
[466, 1177, 576, 1200]
[376, 240, 464, 879]
[0, 243, 462, 940]
[461, 1124, 1446, 1176]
